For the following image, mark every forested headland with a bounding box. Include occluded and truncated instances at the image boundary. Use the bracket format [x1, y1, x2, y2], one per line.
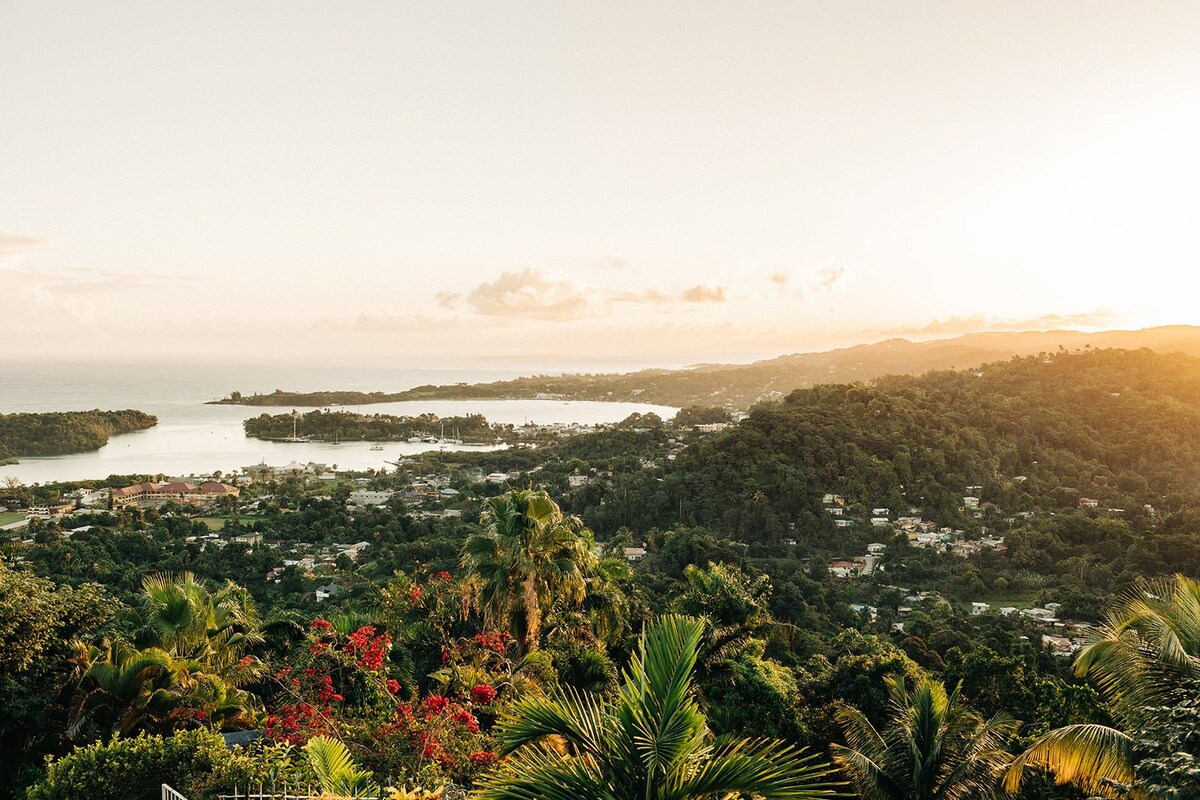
[4, 348, 1200, 799]
[242, 410, 502, 442]
[0, 409, 156, 464]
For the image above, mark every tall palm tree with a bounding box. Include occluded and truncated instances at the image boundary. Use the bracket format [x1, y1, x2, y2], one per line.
[1003, 574, 1200, 797]
[473, 614, 843, 800]
[462, 489, 596, 651]
[832, 674, 1018, 800]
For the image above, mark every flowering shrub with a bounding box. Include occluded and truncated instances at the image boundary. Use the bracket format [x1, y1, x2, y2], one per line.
[361, 692, 497, 786]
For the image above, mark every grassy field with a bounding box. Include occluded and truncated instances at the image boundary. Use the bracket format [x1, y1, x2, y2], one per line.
[0, 512, 27, 526]
[196, 516, 227, 531]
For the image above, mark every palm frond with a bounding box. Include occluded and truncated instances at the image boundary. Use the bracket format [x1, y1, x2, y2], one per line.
[1002, 723, 1134, 797]
[676, 737, 844, 800]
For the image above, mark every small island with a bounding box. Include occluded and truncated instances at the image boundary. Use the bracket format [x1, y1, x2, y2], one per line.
[0, 409, 157, 464]
[243, 409, 504, 443]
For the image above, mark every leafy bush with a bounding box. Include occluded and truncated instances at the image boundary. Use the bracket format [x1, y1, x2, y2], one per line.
[26, 730, 309, 800]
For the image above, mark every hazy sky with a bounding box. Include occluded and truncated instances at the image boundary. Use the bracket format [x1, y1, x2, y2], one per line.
[3, 2, 1200, 366]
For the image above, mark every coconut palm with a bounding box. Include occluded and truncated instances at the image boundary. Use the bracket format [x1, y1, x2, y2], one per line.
[831, 674, 1018, 800]
[473, 614, 843, 800]
[1003, 574, 1200, 797]
[462, 489, 596, 651]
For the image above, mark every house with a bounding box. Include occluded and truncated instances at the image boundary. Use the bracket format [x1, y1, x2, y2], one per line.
[871, 517, 892, 528]
[828, 560, 858, 579]
[694, 422, 729, 433]
[622, 546, 646, 562]
[970, 602, 990, 616]
[349, 489, 393, 506]
[315, 583, 344, 602]
[826, 506, 845, 516]
[834, 519, 855, 528]
[1042, 635, 1077, 656]
[486, 472, 510, 484]
[999, 606, 1019, 616]
[866, 543, 887, 555]
[1079, 498, 1099, 508]
[821, 493, 845, 506]
[963, 496, 980, 510]
[872, 508, 890, 517]
[27, 502, 77, 518]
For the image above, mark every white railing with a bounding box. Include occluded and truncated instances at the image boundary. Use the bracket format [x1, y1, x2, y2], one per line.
[162, 785, 190, 800]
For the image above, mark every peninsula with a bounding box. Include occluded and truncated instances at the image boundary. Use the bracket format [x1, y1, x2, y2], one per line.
[0, 409, 157, 464]
[209, 326, 1200, 411]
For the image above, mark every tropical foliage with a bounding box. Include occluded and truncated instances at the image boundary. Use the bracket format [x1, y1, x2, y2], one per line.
[462, 489, 597, 651]
[832, 675, 1018, 800]
[474, 614, 842, 800]
[1005, 574, 1200, 797]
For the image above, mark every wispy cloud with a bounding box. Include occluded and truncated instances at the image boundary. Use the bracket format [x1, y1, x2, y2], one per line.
[0, 231, 47, 256]
[880, 309, 1123, 337]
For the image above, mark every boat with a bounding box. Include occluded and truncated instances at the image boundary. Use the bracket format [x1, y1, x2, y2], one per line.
[369, 445, 384, 451]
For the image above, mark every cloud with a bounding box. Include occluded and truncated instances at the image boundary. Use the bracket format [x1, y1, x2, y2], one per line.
[0, 231, 48, 265]
[879, 309, 1123, 337]
[465, 267, 600, 321]
[435, 290, 461, 310]
[612, 288, 674, 304]
[810, 265, 843, 292]
[680, 284, 728, 303]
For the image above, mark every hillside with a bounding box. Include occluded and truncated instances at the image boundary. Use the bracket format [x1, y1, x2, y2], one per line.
[210, 325, 1200, 410]
[667, 348, 1200, 544]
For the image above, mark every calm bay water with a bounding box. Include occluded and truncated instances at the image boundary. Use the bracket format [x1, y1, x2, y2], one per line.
[0, 359, 677, 484]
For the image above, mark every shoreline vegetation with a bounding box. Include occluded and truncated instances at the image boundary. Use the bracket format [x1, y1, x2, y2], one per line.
[242, 410, 504, 444]
[206, 325, 1200, 410]
[0, 410, 157, 464]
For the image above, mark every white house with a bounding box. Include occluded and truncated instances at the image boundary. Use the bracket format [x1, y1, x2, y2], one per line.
[970, 602, 990, 616]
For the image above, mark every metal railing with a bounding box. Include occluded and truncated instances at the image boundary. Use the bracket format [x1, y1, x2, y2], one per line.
[162, 785, 190, 800]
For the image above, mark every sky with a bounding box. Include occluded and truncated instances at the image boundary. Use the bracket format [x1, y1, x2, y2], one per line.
[3, 2, 1200, 367]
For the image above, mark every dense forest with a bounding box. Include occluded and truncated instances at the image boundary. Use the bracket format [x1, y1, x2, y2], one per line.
[0, 409, 156, 463]
[3, 348, 1200, 799]
[242, 411, 503, 443]
[210, 326, 1200, 410]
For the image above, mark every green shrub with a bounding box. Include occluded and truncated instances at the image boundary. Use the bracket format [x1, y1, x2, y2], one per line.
[25, 730, 309, 800]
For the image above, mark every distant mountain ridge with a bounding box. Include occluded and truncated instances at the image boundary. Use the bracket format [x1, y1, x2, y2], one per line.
[212, 326, 1200, 410]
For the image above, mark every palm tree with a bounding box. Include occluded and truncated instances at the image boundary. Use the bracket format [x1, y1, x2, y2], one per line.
[304, 736, 378, 798]
[462, 489, 595, 651]
[65, 573, 265, 737]
[831, 674, 1018, 800]
[1003, 574, 1200, 797]
[473, 614, 843, 800]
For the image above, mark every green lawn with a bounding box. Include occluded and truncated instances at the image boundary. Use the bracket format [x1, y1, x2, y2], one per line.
[196, 516, 227, 531]
[0, 511, 27, 526]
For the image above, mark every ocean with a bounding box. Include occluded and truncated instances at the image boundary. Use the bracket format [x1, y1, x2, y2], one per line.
[0, 358, 677, 484]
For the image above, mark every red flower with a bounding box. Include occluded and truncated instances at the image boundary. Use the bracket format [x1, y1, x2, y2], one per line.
[311, 618, 333, 630]
[437, 570, 452, 581]
[387, 679, 400, 695]
[422, 694, 450, 717]
[470, 683, 498, 705]
[409, 585, 423, 601]
[470, 751, 498, 765]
